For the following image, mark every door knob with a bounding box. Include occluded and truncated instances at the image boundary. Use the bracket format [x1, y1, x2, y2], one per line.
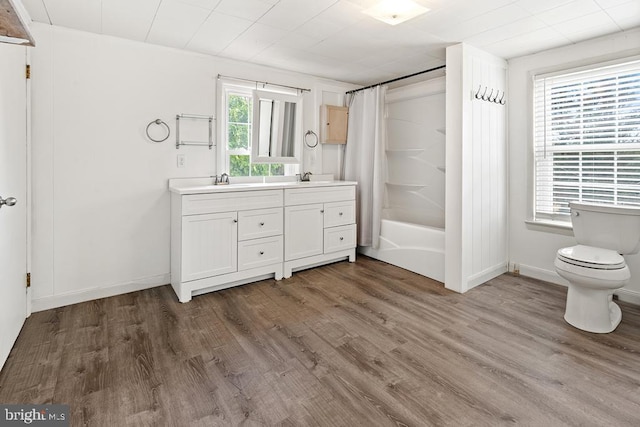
[0, 196, 17, 209]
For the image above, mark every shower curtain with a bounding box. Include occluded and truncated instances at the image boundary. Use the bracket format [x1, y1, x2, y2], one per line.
[344, 85, 386, 248]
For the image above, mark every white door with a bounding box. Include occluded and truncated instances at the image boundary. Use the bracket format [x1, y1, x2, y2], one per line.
[0, 43, 28, 371]
[182, 212, 238, 281]
[284, 204, 324, 261]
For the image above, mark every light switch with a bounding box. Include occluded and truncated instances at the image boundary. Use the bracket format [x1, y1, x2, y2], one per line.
[177, 154, 186, 168]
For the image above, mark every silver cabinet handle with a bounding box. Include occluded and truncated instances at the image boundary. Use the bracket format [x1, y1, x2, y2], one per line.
[0, 196, 17, 209]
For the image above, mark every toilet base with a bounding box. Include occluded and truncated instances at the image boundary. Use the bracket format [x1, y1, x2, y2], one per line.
[564, 286, 622, 333]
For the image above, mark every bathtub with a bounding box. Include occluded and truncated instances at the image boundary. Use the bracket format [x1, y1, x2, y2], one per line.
[360, 219, 445, 283]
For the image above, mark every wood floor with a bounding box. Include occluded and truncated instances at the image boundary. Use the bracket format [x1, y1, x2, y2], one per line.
[1, 256, 640, 426]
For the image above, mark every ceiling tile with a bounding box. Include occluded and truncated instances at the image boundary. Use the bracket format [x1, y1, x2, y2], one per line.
[486, 27, 571, 58]
[466, 16, 548, 47]
[146, 1, 212, 48]
[408, 0, 518, 34]
[175, 0, 221, 9]
[22, 0, 51, 24]
[604, 1, 640, 30]
[214, 0, 275, 21]
[42, 0, 101, 33]
[258, 0, 338, 31]
[436, 3, 532, 42]
[551, 10, 620, 42]
[534, 0, 602, 26]
[186, 12, 253, 55]
[102, 0, 162, 41]
[220, 23, 287, 61]
[594, 0, 635, 8]
[515, 0, 574, 15]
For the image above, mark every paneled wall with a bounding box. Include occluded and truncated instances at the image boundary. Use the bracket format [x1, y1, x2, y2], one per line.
[445, 43, 508, 293]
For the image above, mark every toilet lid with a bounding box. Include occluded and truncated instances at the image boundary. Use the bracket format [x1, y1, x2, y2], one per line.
[557, 245, 626, 270]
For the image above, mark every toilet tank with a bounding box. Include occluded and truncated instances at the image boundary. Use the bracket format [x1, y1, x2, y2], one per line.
[570, 202, 640, 254]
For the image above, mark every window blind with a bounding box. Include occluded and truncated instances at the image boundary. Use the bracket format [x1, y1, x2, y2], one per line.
[533, 59, 640, 220]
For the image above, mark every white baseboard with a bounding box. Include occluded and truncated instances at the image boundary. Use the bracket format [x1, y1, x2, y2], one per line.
[518, 263, 640, 306]
[616, 288, 640, 305]
[465, 262, 509, 292]
[31, 273, 170, 312]
[519, 264, 568, 287]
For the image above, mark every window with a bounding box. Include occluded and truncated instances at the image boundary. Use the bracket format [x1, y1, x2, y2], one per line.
[221, 84, 287, 177]
[533, 58, 640, 222]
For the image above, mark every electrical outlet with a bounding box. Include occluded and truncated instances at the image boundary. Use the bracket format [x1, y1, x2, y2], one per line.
[513, 263, 520, 277]
[177, 154, 186, 168]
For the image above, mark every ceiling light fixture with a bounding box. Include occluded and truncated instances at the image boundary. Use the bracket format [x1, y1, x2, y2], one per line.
[363, 0, 430, 26]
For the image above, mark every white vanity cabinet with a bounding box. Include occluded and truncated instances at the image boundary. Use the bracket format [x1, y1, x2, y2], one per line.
[283, 185, 357, 278]
[170, 180, 357, 302]
[171, 189, 284, 303]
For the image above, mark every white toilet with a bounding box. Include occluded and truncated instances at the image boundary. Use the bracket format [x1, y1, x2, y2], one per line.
[554, 202, 640, 333]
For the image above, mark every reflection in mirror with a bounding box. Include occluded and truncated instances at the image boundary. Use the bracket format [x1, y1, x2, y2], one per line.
[252, 90, 302, 164]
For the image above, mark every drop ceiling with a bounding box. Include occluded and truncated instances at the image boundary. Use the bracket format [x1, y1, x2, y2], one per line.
[21, 0, 640, 85]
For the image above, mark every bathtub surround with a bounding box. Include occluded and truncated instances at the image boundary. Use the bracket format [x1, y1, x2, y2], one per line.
[360, 77, 446, 282]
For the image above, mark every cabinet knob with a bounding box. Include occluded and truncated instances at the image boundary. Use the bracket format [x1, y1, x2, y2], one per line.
[259, 251, 264, 255]
[320, 210, 324, 213]
[259, 222, 265, 226]
[340, 237, 344, 241]
[233, 219, 238, 223]
[339, 212, 343, 216]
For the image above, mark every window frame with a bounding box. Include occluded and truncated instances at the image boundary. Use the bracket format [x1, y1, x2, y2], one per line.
[531, 56, 640, 225]
[217, 79, 300, 178]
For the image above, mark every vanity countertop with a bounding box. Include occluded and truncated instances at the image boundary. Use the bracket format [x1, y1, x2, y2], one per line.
[169, 179, 357, 195]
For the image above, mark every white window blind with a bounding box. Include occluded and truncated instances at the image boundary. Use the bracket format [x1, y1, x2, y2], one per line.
[534, 58, 640, 221]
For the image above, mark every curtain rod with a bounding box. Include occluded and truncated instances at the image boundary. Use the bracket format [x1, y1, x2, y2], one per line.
[217, 74, 311, 93]
[345, 64, 446, 95]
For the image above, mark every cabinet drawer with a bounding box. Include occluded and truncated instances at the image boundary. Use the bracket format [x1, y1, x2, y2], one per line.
[285, 185, 355, 206]
[238, 236, 283, 271]
[183, 190, 282, 215]
[238, 208, 283, 241]
[324, 224, 356, 253]
[324, 201, 355, 228]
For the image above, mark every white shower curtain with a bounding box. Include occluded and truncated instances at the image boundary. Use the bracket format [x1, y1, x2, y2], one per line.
[344, 85, 386, 249]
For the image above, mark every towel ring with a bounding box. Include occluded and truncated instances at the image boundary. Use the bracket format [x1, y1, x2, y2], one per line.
[304, 130, 319, 148]
[146, 119, 170, 143]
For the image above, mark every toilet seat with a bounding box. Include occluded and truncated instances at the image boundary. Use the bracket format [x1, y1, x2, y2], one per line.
[557, 245, 626, 270]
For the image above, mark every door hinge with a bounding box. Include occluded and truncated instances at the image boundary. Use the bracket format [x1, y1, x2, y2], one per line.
[26, 272, 31, 288]
[26, 64, 31, 79]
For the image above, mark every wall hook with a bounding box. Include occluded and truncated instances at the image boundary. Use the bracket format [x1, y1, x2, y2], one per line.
[499, 92, 506, 105]
[474, 85, 482, 99]
[491, 89, 500, 103]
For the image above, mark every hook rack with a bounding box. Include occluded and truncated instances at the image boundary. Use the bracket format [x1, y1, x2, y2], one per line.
[473, 85, 506, 105]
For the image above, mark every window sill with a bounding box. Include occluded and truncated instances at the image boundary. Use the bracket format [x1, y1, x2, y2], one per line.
[525, 219, 574, 234]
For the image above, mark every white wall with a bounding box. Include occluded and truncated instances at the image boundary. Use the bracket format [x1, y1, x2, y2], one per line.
[445, 43, 509, 293]
[508, 28, 640, 304]
[30, 23, 355, 311]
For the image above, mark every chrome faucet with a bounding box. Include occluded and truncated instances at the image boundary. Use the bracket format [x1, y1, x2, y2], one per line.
[298, 172, 312, 182]
[213, 173, 230, 185]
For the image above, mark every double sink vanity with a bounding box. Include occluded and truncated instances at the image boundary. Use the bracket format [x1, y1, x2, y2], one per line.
[169, 178, 357, 302]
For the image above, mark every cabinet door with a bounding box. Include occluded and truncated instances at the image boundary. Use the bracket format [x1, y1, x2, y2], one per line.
[182, 212, 237, 281]
[285, 204, 324, 261]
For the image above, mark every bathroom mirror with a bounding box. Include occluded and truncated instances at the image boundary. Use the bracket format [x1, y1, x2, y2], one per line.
[251, 90, 302, 164]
